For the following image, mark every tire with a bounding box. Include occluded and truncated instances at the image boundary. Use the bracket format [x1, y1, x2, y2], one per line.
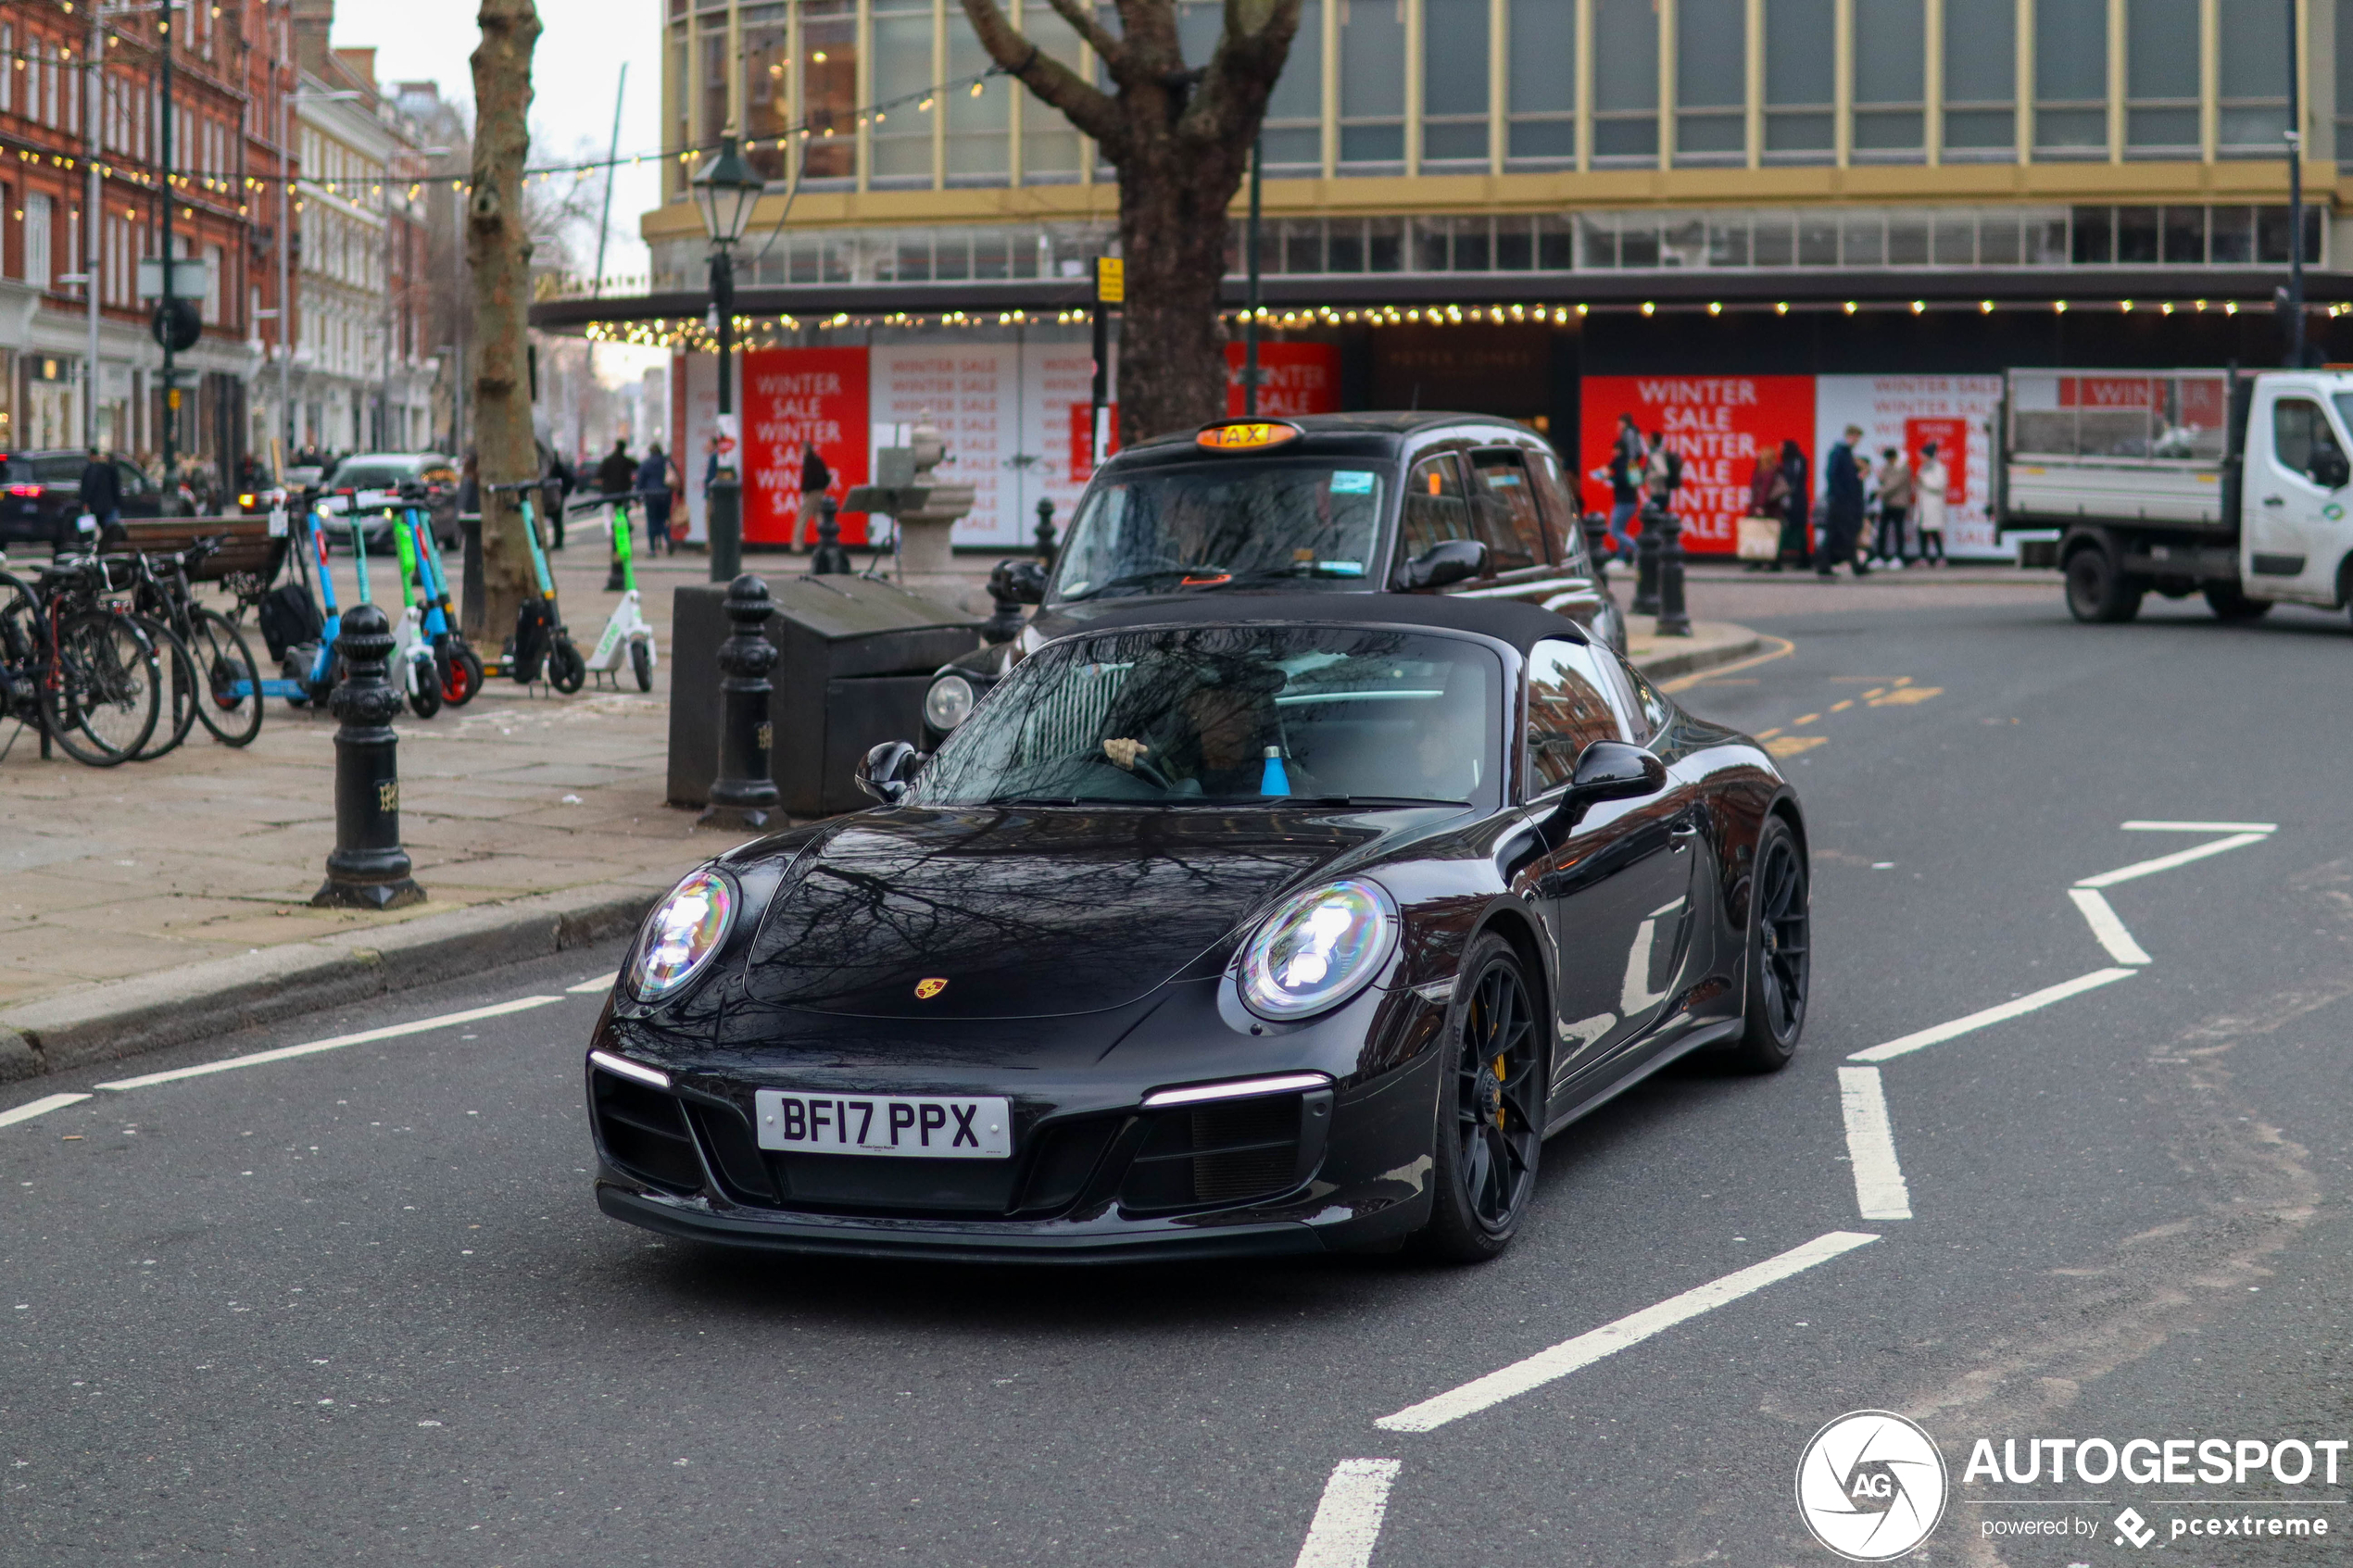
[439, 638, 484, 707]
[129, 617, 199, 760]
[1409, 933, 1546, 1263]
[547, 634, 586, 694]
[44, 610, 161, 766]
[2200, 583, 2271, 621]
[406, 657, 442, 719]
[189, 608, 264, 746]
[2064, 546, 2144, 623]
[1726, 815, 1809, 1073]
[630, 637, 653, 693]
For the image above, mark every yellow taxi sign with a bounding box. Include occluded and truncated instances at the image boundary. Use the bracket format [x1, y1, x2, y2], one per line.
[1194, 420, 1301, 453]
[1094, 257, 1124, 304]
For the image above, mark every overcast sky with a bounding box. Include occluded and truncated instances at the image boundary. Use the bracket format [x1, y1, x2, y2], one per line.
[341, 0, 662, 284]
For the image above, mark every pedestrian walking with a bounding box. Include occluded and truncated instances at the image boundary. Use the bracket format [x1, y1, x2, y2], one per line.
[1873, 445, 1914, 566]
[74, 447, 122, 549]
[596, 439, 636, 505]
[1818, 425, 1870, 579]
[636, 444, 676, 556]
[1588, 413, 1644, 562]
[544, 448, 575, 549]
[1776, 438, 1812, 571]
[793, 441, 833, 553]
[1915, 440, 1948, 565]
[1644, 429, 1681, 513]
[1745, 448, 1790, 571]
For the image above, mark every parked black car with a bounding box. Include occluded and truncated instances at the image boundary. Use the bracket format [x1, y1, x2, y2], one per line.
[318, 453, 460, 551]
[585, 595, 1808, 1263]
[0, 451, 163, 549]
[920, 412, 1625, 748]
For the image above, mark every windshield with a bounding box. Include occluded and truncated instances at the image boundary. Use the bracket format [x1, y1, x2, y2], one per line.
[912, 624, 1500, 809]
[1047, 461, 1391, 604]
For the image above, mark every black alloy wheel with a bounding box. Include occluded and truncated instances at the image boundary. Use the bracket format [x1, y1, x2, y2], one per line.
[1727, 816, 1808, 1072]
[1414, 933, 1545, 1262]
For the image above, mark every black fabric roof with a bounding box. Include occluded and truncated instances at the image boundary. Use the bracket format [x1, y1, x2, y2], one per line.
[1046, 591, 1588, 653]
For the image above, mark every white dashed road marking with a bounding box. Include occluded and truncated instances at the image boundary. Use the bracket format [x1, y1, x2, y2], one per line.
[1291, 1459, 1403, 1568]
[0, 1093, 90, 1129]
[94, 997, 568, 1092]
[567, 972, 620, 995]
[2120, 820, 2278, 834]
[2075, 832, 2271, 889]
[1836, 1068, 1913, 1221]
[1846, 968, 2136, 1064]
[1373, 1231, 1880, 1434]
[2067, 887, 2154, 966]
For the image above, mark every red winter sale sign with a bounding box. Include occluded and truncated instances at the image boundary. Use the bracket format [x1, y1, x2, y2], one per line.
[740, 346, 871, 546]
[1225, 342, 1341, 418]
[1579, 376, 1816, 556]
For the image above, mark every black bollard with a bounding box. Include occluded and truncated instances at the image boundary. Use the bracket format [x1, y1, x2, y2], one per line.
[1034, 497, 1058, 566]
[981, 559, 1028, 645]
[1580, 509, 1610, 584]
[1653, 508, 1692, 636]
[313, 602, 425, 909]
[1632, 503, 1663, 616]
[809, 495, 854, 576]
[698, 573, 781, 831]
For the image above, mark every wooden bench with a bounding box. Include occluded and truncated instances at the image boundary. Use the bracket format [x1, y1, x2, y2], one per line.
[102, 515, 289, 586]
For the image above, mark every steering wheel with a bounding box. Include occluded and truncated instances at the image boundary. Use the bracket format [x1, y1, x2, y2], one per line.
[1090, 746, 1179, 793]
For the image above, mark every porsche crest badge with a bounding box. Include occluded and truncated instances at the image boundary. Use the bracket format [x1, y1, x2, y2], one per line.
[914, 977, 949, 1000]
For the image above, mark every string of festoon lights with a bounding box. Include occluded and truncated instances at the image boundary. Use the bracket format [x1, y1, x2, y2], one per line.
[577, 295, 2323, 353]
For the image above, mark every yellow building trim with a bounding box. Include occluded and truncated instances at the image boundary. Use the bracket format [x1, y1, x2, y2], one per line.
[2014, 0, 2032, 167]
[2200, 0, 2218, 161]
[1922, 0, 1943, 166]
[1744, 0, 1764, 170]
[2106, 0, 2124, 163]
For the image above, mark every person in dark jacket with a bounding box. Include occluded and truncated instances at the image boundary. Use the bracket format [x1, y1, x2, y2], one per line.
[1818, 425, 1870, 580]
[793, 442, 833, 553]
[74, 449, 122, 549]
[595, 439, 636, 503]
[1775, 439, 1811, 571]
[635, 444, 675, 555]
[543, 450, 575, 549]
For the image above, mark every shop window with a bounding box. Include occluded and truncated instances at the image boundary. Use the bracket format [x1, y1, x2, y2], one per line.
[2034, 0, 2108, 157]
[945, 22, 1008, 184]
[2218, 0, 2290, 154]
[1851, 0, 1924, 158]
[1506, 0, 1576, 167]
[1263, 0, 1324, 172]
[2124, 0, 2199, 155]
[1677, 0, 1746, 165]
[870, 3, 936, 187]
[801, 0, 857, 182]
[1422, 0, 1490, 165]
[1339, 0, 1407, 169]
[1764, 0, 1834, 161]
[1022, 2, 1087, 182]
[1592, 0, 1660, 162]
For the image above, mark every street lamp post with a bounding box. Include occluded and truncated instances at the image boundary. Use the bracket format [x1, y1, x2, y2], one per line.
[691, 135, 761, 584]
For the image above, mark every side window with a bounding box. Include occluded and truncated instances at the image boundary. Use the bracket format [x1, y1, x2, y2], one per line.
[1400, 455, 1473, 561]
[1526, 448, 1584, 570]
[1468, 450, 1546, 571]
[2272, 397, 2346, 484]
[114, 459, 149, 495]
[1526, 638, 1626, 793]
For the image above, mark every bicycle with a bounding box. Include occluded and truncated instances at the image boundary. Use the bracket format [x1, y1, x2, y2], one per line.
[0, 558, 164, 766]
[125, 538, 265, 747]
[49, 554, 193, 761]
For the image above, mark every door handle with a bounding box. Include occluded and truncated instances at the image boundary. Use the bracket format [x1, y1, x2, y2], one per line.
[1669, 820, 1702, 839]
[2263, 495, 2286, 507]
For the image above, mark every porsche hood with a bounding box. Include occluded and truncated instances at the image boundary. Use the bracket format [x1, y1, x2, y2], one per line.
[738, 808, 1382, 1020]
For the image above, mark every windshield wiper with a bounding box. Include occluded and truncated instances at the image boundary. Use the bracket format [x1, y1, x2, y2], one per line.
[1058, 567, 1228, 602]
[1221, 564, 1364, 585]
[1279, 795, 1469, 808]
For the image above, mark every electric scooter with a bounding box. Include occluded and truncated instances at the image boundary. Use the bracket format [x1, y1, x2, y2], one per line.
[403, 492, 481, 706]
[382, 498, 443, 719]
[281, 495, 344, 709]
[581, 492, 656, 693]
[481, 481, 585, 693]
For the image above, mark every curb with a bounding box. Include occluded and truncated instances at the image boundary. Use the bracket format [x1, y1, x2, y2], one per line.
[0, 881, 665, 1084]
[1627, 629, 1766, 684]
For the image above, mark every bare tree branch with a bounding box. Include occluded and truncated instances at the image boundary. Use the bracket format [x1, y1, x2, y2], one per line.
[956, 0, 1125, 148]
[1039, 0, 1128, 78]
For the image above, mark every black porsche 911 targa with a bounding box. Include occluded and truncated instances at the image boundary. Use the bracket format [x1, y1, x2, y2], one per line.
[587, 595, 1809, 1263]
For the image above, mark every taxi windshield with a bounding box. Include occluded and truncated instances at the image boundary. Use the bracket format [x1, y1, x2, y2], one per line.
[1046, 460, 1390, 604]
[912, 624, 1500, 809]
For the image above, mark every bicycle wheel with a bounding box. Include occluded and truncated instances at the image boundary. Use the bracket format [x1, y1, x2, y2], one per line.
[129, 616, 199, 761]
[188, 608, 264, 746]
[44, 610, 161, 766]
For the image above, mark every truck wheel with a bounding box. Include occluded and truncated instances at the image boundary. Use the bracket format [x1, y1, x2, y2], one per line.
[2203, 583, 2271, 621]
[2065, 548, 2144, 623]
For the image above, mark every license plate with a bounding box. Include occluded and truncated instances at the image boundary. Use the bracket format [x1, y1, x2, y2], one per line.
[753, 1089, 1012, 1160]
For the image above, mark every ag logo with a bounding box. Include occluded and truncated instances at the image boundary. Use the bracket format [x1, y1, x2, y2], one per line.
[913, 977, 949, 1000]
[1795, 1411, 1948, 1562]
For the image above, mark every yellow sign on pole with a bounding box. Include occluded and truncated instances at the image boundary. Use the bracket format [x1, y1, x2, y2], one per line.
[166, 388, 182, 410]
[1095, 257, 1124, 304]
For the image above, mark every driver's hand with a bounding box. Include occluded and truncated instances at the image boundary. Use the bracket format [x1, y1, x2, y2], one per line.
[1103, 737, 1149, 770]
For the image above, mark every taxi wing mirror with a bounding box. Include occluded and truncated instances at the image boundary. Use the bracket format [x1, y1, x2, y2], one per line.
[989, 558, 1047, 605]
[1399, 537, 1488, 592]
[856, 740, 926, 804]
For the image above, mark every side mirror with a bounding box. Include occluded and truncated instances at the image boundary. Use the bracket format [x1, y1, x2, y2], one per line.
[1398, 537, 1489, 592]
[855, 740, 925, 804]
[1567, 740, 1666, 803]
[2315, 449, 2351, 490]
[989, 557, 1047, 606]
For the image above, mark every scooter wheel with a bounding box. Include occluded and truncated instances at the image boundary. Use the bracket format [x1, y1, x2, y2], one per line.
[630, 639, 653, 693]
[547, 637, 587, 695]
[408, 668, 443, 719]
[441, 642, 484, 707]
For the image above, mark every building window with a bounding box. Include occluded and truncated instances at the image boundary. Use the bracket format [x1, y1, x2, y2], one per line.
[1851, 0, 1924, 158]
[1942, 0, 2014, 156]
[25, 194, 51, 291]
[1339, 0, 1407, 169]
[1505, 0, 1575, 167]
[1422, 0, 1491, 165]
[1263, 0, 1325, 172]
[1676, 0, 1746, 165]
[743, 14, 793, 183]
[946, 18, 1008, 185]
[1021, 1, 1088, 182]
[868, 0, 936, 186]
[1592, 0, 1660, 162]
[802, 0, 858, 182]
[2217, 0, 2290, 154]
[1764, 0, 1834, 161]
[2124, 0, 2200, 154]
[2035, 0, 2108, 157]
[699, 18, 731, 147]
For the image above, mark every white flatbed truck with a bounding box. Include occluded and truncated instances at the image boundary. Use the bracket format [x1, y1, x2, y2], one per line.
[1996, 367, 2353, 624]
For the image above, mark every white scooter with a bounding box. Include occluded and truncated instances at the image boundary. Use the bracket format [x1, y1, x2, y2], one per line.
[583, 495, 656, 693]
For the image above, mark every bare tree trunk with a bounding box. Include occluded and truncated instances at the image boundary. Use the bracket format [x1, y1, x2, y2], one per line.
[466, 0, 542, 642]
[958, 0, 1300, 444]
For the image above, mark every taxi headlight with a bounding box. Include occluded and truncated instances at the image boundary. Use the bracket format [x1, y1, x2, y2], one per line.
[1239, 878, 1399, 1021]
[625, 868, 736, 1000]
[924, 672, 976, 733]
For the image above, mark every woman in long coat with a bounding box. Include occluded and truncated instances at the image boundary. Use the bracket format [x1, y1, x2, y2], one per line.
[1776, 438, 1812, 571]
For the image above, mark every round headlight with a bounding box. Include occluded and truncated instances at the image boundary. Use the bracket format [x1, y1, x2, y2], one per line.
[626, 868, 736, 1000]
[924, 672, 976, 733]
[1239, 878, 1400, 1021]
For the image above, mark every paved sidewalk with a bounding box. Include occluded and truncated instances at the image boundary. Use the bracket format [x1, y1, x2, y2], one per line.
[0, 539, 1766, 1073]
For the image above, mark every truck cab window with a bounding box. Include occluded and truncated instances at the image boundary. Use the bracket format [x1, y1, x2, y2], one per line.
[2271, 397, 2347, 486]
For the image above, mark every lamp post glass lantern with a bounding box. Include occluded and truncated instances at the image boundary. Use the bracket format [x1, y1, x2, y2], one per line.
[693, 136, 762, 583]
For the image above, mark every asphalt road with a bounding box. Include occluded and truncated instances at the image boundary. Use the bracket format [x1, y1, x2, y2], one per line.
[7, 586, 2353, 1567]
